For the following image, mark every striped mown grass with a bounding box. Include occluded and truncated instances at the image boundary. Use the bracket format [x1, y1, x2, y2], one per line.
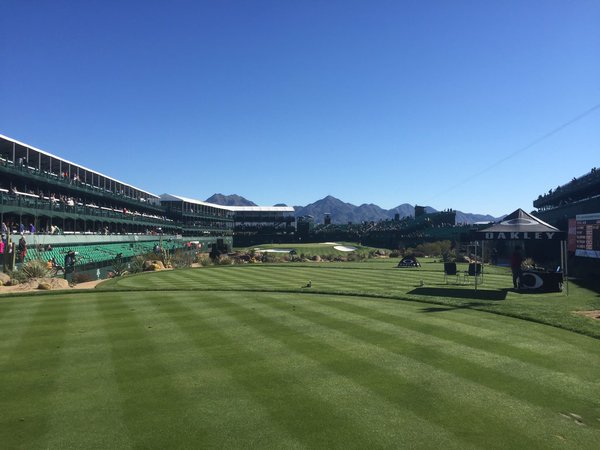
[1, 260, 599, 448]
[101, 259, 600, 338]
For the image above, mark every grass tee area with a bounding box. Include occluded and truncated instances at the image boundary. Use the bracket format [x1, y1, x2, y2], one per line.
[1, 259, 600, 448]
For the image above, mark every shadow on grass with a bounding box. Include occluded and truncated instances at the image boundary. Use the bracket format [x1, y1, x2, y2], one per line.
[408, 287, 507, 301]
[418, 303, 492, 313]
[570, 278, 600, 296]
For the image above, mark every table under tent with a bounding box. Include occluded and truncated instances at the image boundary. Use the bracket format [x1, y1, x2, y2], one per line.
[469, 208, 567, 293]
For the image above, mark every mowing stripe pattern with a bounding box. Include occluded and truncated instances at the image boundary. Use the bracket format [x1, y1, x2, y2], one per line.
[1, 263, 599, 449]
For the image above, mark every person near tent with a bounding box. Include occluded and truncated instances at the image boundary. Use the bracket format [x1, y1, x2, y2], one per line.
[510, 246, 524, 289]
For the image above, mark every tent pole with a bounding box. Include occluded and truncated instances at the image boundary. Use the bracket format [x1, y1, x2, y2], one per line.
[474, 241, 479, 291]
[563, 240, 569, 296]
[481, 240, 484, 284]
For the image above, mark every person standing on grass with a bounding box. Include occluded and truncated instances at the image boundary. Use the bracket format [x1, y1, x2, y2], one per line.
[510, 246, 524, 289]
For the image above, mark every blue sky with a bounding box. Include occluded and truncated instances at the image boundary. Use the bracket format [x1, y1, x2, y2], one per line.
[1, 1, 598, 217]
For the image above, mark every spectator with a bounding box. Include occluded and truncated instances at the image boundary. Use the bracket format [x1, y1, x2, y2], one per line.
[510, 246, 524, 289]
[18, 236, 27, 262]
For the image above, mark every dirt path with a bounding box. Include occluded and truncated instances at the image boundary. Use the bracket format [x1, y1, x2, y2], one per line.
[0, 277, 106, 295]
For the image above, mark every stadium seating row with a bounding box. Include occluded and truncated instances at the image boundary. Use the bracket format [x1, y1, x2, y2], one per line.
[23, 240, 184, 266]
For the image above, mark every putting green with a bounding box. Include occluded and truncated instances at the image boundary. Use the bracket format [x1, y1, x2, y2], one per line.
[1, 264, 599, 448]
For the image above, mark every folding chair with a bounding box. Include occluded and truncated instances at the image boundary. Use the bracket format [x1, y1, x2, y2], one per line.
[443, 262, 460, 284]
[464, 263, 483, 284]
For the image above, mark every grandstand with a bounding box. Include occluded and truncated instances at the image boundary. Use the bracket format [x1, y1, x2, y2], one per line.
[533, 167, 600, 230]
[160, 193, 234, 237]
[0, 134, 233, 273]
[303, 210, 461, 248]
[229, 205, 295, 246]
[533, 167, 600, 276]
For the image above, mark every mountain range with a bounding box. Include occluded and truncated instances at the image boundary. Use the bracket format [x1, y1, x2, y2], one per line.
[206, 193, 499, 224]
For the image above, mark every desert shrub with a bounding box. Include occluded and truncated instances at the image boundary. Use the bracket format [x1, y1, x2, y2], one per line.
[197, 255, 213, 267]
[7, 269, 28, 285]
[261, 253, 283, 263]
[389, 250, 401, 258]
[160, 248, 173, 268]
[347, 252, 366, 262]
[72, 272, 94, 284]
[21, 260, 50, 279]
[129, 256, 146, 274]
[441, 247, 457, 263]
[112, 257, 129, 277]
[171, 249, 194, 268]
[218, 256, 233, 265]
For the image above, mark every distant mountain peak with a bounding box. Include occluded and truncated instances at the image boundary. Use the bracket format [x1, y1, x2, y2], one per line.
[205, 193, 257, 207]
[207, 193, 498, 224]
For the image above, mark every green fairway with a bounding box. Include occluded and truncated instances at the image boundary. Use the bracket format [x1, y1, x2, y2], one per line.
[1, 261, 600, 448]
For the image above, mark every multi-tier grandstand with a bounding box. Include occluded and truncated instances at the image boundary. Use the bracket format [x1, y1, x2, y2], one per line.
[229, 205, 295, 246]
[534, 167, 600, 230]
[0, 134, 241, 275]
[533, 167, 600, 274]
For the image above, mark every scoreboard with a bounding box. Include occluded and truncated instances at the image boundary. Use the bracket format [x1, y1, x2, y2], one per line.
[572, 213, 600, 258]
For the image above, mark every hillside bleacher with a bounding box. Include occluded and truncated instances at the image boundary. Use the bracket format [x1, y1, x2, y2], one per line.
[24, 240, 184, 267]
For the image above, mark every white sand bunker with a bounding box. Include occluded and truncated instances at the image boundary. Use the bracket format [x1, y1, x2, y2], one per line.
[322, 242, 339, 245]
[334, 245, 357, 252]
[256, 248, 295, 253]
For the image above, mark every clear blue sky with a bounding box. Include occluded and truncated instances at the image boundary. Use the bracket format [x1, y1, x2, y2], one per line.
[1, 1, 598, 217]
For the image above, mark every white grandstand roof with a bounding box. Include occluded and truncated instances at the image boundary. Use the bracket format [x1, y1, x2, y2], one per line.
[160, 193, 231, 210]
[0, 133, 159, 198]
[159, 194, 294, 212]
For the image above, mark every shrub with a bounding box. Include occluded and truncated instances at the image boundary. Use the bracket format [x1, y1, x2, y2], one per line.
[441, 248, 457, 263]
[171, 249, 194, 268]
[218, 256, 233, 265]
[197, 256, 213, 267]
[129, 256, 146, 274]
[72, 272, 94, 284]
[21, 260, 50, 279]
[160, 248, 173, 268]
[261, 253, 283, 263]
[7, 269, 28, 285]
[111, 257, 129, 277]
[347, 252, 366, 262]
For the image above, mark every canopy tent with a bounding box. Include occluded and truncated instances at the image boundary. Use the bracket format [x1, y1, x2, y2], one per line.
[474, 208, 565, 241]
[472, 209, 568, 293]
[397, 255, 421, 267]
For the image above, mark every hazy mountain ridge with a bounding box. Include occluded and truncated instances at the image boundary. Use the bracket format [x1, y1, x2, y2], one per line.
[205, 193, 256, 206]
[207, 193, 499, 224]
